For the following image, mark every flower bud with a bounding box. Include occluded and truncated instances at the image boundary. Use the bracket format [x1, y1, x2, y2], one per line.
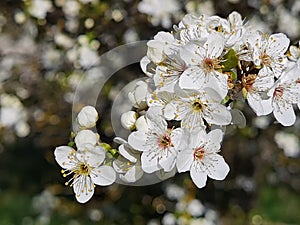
[77, 106, 98, 129]
[135, 115, 148, 131]
[121, 111, 138, 130]
[128, 81, 149, 109]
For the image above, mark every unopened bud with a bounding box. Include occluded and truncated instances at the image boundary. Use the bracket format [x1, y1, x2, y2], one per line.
[121, 111, 138, 130]
[77, 106, 98, 129]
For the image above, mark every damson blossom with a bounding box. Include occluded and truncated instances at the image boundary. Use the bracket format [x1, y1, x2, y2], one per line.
[164, 87, 232, 129]
[176, 128, 230, 188]
[54, 146, 116, 203]
[249, 32, 290, 77]
[146, 31, 180, 63]
[179, 33, 228, 98]
[113, 137, 143, 183]
[128, 108, 185, 173]
[265, 64, 300, 126]
[205, 11, 245, 47]
[244, 67, 275, 116]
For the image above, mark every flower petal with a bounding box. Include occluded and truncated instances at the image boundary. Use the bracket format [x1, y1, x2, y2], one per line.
[73, 176, 94, 203]
[54, 146, 75, 169]
[179, 67, 205, 90]
[207, 154, 230, 180]
[190, 165, 208, 188]
[91, 165, 116, 186]
[128, 130, 148, 151]
[141, 152, 160, 173]
[273, 102, 296, 126]
[176, 150, 193, 173]
[122, 166, 144, 183]
[75, 130, 98, 150]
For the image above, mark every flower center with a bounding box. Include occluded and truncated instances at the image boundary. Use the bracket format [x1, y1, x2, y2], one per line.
[242, 74, 257, 92]
[201, 57, 221, 73]
[192, 99, 205, 112]
[158, 132, 172, 149]
[273, 86, 284, 98]
[193, 146, 205, 160]
[260, 52, 272, 66]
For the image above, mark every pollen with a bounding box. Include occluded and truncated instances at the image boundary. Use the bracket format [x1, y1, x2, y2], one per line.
[192, 99, 206, 112]
[193, 146, 205, 160]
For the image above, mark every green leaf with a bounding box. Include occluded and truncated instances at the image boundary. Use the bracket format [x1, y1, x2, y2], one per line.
[221, 48, 239, 71]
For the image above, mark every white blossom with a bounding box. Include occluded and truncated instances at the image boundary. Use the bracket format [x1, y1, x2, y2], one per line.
[179, 33, 228, 98]
[128, 107, 186, 173]
[113, 137, 144, 183]
[54, 145, 116, 203]
[164, 87, 232, 129]
[176, 128, 229, 188]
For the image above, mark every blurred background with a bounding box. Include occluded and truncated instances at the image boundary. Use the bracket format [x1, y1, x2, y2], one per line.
[0, 0, 299, 224]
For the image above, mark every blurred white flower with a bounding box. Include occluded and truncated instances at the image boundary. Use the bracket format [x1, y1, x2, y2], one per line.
[28, 0, 53, 19]
[62, 0, 81, 17]
[77, 106, 99, 129]
[0, 94, 29, 137]
[54, 33, 75, 49]
[165, 183, 185, 201]
[162, 213, 176, 225]
[78, 46, 100, 68]
[187, 199, 205, 217]
[275, 131, 299, 158]
[138, 0, 181, 28]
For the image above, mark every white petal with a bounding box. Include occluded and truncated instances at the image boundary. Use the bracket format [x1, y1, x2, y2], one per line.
[206, 33, 224, 58]
[141, 152, 160, 173]
[73, 176, 94, 203]
[85, 147, 106, 166]
[179, 67, 205, 90]
[230, 109, 246, 128]
[122, 166, 144, 183]
[204, 104, 231, 125]
[180, 42, 204, 66]
[91, 165, 116, 186]
[176, 150, 193, 173]
[159, 153, 177, 172]
[207, 154, 230, 180]
[75, 130, 98, 150]
[77, 106, 98, 129]
[119, 144, 138, 163]
[267, 33, 290, 56]
[164, 101, 178, 120]
[273, 102, 296, 126]
[135, 116, 148, 131]
[190, 165, 208, 188]
[247, 93, 273, 116]
[128, 130, 148, 151]
[54, 146, 75, 169]
[207, 129, 223, 147]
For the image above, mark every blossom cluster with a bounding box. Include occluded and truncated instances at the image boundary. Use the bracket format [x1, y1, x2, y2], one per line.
[54, 11, 300, 203]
